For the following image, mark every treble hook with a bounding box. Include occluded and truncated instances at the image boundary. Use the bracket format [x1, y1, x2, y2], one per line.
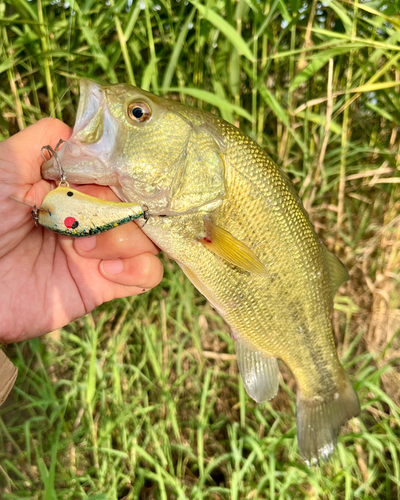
[30, 206, 39, 227]
[41, 141, 68, 187]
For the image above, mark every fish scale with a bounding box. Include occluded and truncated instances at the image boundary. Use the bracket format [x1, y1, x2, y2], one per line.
[42, 79, 360, 465]
[214, 127, 330, 347]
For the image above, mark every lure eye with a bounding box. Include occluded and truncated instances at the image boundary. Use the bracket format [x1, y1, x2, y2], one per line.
[127, 102, 152, 123]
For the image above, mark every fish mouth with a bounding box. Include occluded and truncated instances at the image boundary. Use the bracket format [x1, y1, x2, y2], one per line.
[41, 79, 119, 186]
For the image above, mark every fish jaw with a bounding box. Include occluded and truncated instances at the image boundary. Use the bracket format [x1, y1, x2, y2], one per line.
[42, 79, 120, 186]
[42, 79, 226, 215]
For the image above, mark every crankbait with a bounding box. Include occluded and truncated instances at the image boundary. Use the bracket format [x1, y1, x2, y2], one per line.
[31, 143, 147, 236]
[37, 185, 147, 236]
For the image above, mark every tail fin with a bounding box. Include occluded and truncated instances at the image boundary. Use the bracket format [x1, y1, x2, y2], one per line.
[297, 380, 360, 466]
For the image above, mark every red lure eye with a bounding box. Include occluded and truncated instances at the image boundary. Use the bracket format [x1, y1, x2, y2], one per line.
[64, 217, 79, 229]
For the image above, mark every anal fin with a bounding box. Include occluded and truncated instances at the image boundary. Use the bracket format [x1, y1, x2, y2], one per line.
[236, 336, 279, 403]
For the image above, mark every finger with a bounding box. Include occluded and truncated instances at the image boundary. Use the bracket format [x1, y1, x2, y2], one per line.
[7, 118, 72, 182]
[100, 252, 164, 289]
[69, 184, 120, 201]
[70, 184, 160, 258]
[74, 222, 159, 259]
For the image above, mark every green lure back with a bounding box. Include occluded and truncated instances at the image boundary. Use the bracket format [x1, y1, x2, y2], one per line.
[38, 186, 145, 236]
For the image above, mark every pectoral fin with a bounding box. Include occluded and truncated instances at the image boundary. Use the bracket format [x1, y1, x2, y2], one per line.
[323, 247, 349, 297]
[236, 337, 279, 403]
[198, 218, 268, 276]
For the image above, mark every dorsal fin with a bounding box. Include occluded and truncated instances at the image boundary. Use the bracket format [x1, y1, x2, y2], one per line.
[235, 337, 279, 403]
[197, 218, 269, 276]
[323, 247, 349, 297]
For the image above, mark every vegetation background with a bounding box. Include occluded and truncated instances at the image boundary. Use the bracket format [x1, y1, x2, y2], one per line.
[1, 0, 400, 498]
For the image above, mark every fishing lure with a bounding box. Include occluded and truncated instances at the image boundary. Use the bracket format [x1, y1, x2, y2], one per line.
[37, 185, 147, 236]
[31, 143, 147, 236]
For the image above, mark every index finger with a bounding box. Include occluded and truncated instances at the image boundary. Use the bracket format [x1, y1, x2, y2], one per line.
[5, 118, 72, 185]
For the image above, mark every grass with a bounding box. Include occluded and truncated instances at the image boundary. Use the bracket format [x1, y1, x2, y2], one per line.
[1, 0, 400, 498]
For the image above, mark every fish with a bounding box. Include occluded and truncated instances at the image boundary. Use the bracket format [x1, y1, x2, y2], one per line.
[42, 79, 360, 465]
[37, 185, 146, 236]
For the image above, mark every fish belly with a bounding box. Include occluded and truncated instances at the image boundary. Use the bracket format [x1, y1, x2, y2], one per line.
[143, 208, 341, 396]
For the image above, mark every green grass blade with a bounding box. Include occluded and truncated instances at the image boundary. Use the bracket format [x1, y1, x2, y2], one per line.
[189, 1, 255, 62]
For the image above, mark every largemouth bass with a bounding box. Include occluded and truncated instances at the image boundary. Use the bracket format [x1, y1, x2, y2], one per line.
[42, 79, 360, 465]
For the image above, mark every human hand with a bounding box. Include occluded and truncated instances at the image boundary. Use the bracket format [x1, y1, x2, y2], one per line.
[0, 118, 163, 344]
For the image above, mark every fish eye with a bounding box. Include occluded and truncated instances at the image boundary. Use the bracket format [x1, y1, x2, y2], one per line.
[127, 102, 152, 123]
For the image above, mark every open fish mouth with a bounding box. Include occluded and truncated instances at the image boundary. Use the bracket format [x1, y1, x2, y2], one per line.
[41, 79, 120, 186]
[74, 78, 104, 133]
